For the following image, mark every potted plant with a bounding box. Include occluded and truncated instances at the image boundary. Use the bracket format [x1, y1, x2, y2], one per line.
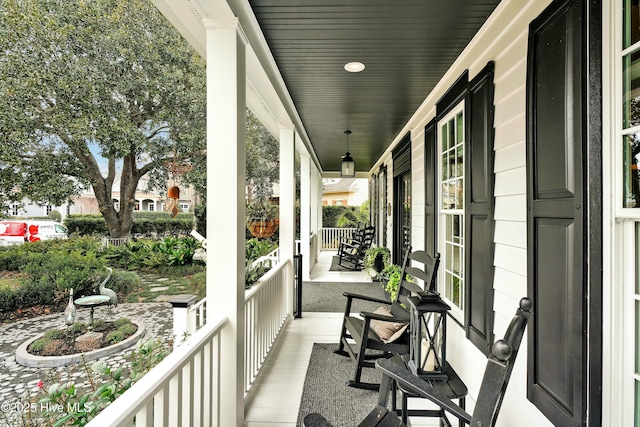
[364, 246, 391, 278]
[379, 263, 401, 301]
[246, 199, 279, 238]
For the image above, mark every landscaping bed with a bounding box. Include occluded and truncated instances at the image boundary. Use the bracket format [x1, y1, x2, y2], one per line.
[27, 319, 138, 357]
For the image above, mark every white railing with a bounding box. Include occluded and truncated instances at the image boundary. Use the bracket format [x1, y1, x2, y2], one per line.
[320, 227, 357, 250]
[89, 315, 228, 426]
[181, 246, 281, 337]
[187, 297, 207, 333]
[250, 246, 280, 270]
[97, 257, 291, 425]
[243, 259, 289, 393]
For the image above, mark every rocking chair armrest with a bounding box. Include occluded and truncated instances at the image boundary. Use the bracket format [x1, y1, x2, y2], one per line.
[376, 359, 472, 425]
[342, 292, 391, 306]
[359, 310, 408, 323]
[339, 241, 362, 251]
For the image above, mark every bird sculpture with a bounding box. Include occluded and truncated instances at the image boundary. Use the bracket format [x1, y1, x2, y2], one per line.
[99, 267, 118, 310]
[64, 287, 76, 327]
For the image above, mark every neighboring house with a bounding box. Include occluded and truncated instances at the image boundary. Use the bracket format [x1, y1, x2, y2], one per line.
[71, 175, 197, 215]
[4, 200, 72, 220]
[321, 178, 368, 207]
[5, 176, 196, 220]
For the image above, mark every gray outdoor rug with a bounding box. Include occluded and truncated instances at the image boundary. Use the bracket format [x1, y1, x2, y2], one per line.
[296, 343, 382, 427]
[329, 255, 358, 271]
[302, 281, 388, 313]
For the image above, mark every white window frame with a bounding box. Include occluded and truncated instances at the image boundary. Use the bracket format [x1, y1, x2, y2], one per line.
[437, 101, 465, 322]
[604, 2, 639, 425]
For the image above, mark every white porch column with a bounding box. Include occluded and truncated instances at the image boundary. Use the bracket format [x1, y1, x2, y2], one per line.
[279, 126, 296, 313]
[300, 152, 311, 281]
[316, 170, 323, 256]
[310, 164, 318, 266]
[204, 18, 245, 427]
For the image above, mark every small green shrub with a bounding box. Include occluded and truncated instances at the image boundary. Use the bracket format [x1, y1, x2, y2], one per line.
[113, 318, 132, 328]
[109, 270, 139, 296]
[117, 324, 137, 336]
[0, 286, 19, 312]
[68, 322, 88, 335]
[188, 271, 206, 299]
[105, 330, 125, 344]
[29, 339, 46, 353]
[48, 210, 62, 222]
[92, 319, 104, 329]
[43, 329, 66, 341]
[22, 248, 104, 299]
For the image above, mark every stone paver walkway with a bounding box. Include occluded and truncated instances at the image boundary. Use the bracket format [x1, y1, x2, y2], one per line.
[0, 270, 188, 426]
[136, 272, 189, 302]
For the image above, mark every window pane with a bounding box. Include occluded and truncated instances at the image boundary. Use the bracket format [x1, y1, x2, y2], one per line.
[452, 275, 461, 307]
[456, 112, 464, 144]
[448, 118, 455, 148]
[625, 134, 640, 208]
[623, 52, 640, 128]
[624, 0, 640, 49]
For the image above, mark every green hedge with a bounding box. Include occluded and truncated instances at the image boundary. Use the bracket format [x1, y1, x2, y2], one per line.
[64, 212, 194, 237]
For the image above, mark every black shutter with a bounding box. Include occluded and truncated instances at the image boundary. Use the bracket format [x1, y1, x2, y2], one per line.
[526, 1, 587, 425]
[464, 62, 496, 356]
[424, 119, 437, 258]
[392, 133, 412, 264]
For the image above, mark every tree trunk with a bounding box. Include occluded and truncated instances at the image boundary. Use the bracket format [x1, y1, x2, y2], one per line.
[88, 152, 141, 238]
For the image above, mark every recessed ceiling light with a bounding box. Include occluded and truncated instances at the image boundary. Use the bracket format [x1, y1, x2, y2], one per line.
[344, 61, 365, 73]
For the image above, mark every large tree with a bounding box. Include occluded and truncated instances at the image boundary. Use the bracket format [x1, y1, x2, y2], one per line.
[0, 0, 206, 237]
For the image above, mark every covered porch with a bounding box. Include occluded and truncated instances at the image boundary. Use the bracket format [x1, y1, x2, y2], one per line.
[87, 0, 621, 426]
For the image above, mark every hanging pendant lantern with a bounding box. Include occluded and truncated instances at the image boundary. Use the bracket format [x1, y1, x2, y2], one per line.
[341, 130, 356, 177]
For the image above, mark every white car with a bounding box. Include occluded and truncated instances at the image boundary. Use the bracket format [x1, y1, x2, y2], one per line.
[0, 220, 68, 245]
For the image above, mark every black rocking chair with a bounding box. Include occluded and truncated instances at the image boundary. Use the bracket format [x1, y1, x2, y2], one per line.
[334, 247, 440, 389]
[305, 297, 532, 427]
[337, 225, 375, 270]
